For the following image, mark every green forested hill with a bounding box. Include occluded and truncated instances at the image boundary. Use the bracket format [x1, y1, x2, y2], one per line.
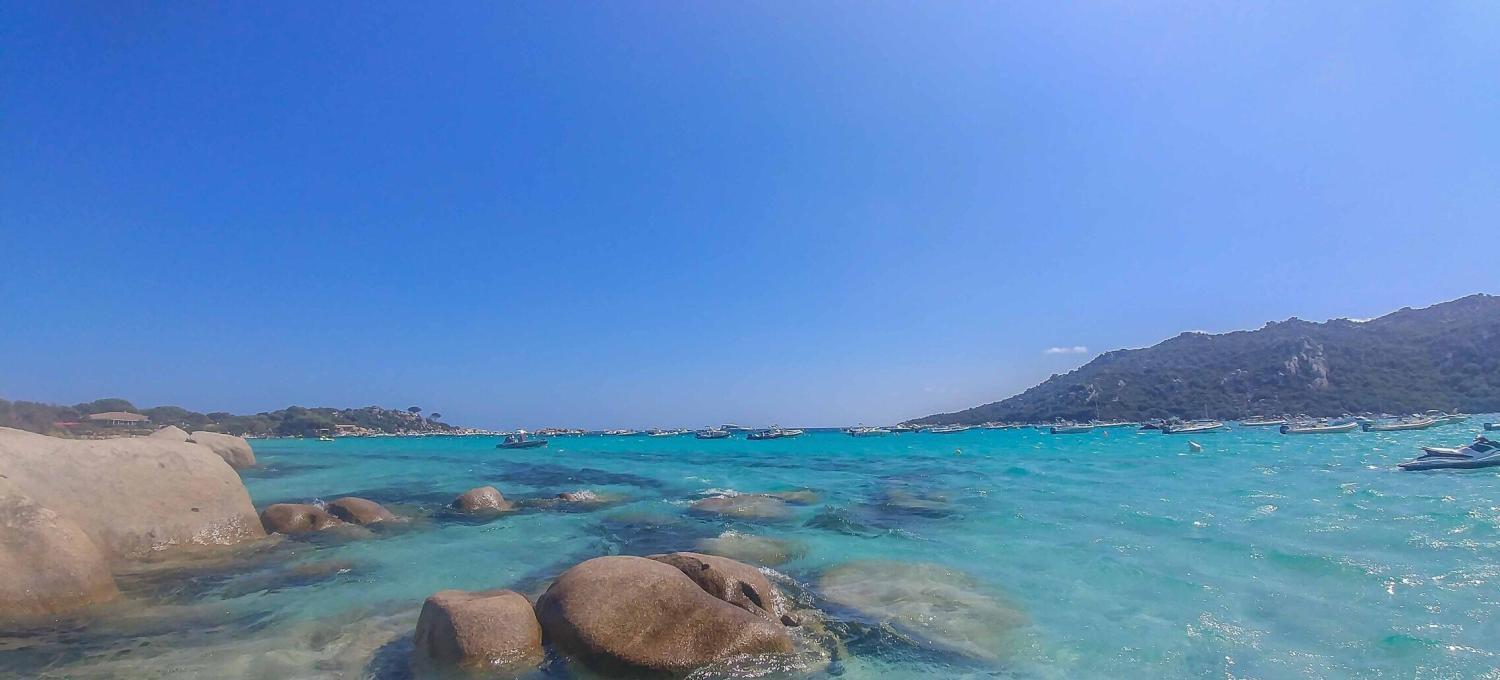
[918, 294, 1500, 424]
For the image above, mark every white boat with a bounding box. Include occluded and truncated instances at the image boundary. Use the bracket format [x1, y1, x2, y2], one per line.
[927, 424, 974, 434]
[1400, 436, 1500, 470]
[695, 428, 731, 439]
[1361, 416, 1438, 432]
[1240, 417, 1287, 427]
[1426, 410, 1470, 426]
[1161, 420, 1226, 435]
[1049, 423, 1095, 434]
[780, 428, 805, 438]
[847, 426, 890, 437]
[1280, 420, 1359, 434]
[1485, 422, 1496, 431]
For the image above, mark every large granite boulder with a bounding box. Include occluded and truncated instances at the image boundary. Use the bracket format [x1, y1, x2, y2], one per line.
[0, 427, 266, 559]
[535, 555, 792, 675]
[649, 552, 784, 622]
[688, 494, 792, 521]
[187, 431, 256, 469]
[325, 497, 394, 525]
[817, 561, 1025, 660]
[0, 478, 120, 619]
[451, 486, 513, 514]
[147, 425, 190, 442]
[260, 503, 344, 535]
[413, 589, 542, 671]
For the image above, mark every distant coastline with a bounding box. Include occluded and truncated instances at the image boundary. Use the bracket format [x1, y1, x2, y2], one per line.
[0, 398, 488, 439]
[917, 294, 1499, 425]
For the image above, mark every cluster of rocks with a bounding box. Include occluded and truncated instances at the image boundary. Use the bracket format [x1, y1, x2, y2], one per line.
[413, 552, 801, 676]
[0, 427, 263, 620]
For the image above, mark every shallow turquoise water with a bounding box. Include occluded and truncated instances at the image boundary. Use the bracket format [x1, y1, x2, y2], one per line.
[10, 421, 1500, 678]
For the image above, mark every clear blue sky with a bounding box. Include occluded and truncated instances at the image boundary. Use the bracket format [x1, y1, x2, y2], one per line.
[3, 3, 1496, 429]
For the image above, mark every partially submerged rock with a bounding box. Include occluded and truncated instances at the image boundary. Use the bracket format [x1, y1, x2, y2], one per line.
[451, 486, 513, 514]
[535, 555, 793, 675]
[260, 503, 344, 535]
[688, 494, 792, 521]
[695, 531, 806, 567]
[649, 551, 783, 622]
[186, 430, 257, 469]
[818, 561, 1024, 660]
[0, 478, 120, 619]
[147, 425, 190, 442]
[413, 589, 542, 672]
[0, 427, 266, 559]
[325, 497, 395, 525]
[767, 489, 820, 505]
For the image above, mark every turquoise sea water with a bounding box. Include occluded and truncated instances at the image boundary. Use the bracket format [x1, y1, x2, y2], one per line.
[9, 421, 1500, 678]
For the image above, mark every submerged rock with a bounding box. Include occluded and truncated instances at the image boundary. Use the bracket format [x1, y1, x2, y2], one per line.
[535, 555, 793, 675]
[147, 425, 190, 442]
[875, 487, 957, 518]
[818, 561, 1024, 660]
[689, 494, 793, 521]
[186, 430, 257, 469]
[767, 489, 820, 505]
[260, 503, 344, 535]
[804, 507, 882, 537]
[325, 497, 395, 525]
[451, 486, 513, 514]
[413, 589, 542, 672]
[0, 427, 266, 559]
[695, 531, 806, 567]
[0, 477, 120, 619]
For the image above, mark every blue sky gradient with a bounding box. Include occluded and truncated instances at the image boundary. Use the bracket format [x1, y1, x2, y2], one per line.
[3, 3, 1497, 428]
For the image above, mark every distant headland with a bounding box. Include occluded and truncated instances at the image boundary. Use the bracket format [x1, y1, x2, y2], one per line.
[917, 293, 1500, 425]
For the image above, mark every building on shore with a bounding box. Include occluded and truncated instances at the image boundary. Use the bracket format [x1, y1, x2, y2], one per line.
[84, 411, 150, 427]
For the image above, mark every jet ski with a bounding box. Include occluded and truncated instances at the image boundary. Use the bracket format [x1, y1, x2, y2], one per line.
[1398, 436, 1500, 471]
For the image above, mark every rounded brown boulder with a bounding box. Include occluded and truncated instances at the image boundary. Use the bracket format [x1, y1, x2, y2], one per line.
[325, 497, 395, 525]
[147, 425, 190, 442]
[451, 486, 513, 514]
[186, 431, 257, 469]
[413, 589, 542, 672]
[649, 551, 783, 621]
[0, 478, 120, 620]
[535, 555, 792, 675]
[260, 503, 344, 535]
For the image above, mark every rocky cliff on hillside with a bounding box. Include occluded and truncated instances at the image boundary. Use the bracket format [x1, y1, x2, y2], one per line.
[919, 294, 1500, 424]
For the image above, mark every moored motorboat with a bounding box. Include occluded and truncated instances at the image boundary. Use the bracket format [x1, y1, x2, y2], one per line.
[889, 423, 918, 433]
[846, 426, 890, 437]
[695, 428, 731, 439]
[497, 431, 548, 449]
[927, 424, 974, 434]
[1361, 416, 1438, 432]
[603, 429, 639, 436]
[749, 427, 794, 441]
[1049, 423, 1094, 434]
[1486, 422, 1496, 431]
[1279, 420, 1359, 434]
[1240, 417, 1287, 427]
[780, 428, 805, 438]
[1399, 436, 1500, 470]
[1161, 420, 1226, 435]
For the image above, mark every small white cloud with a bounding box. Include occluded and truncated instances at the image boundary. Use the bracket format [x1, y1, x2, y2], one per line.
[1044, 346, 1089, 355]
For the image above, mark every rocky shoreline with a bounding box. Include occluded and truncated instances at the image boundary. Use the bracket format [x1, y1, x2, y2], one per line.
[0, 427, 1022, 678]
